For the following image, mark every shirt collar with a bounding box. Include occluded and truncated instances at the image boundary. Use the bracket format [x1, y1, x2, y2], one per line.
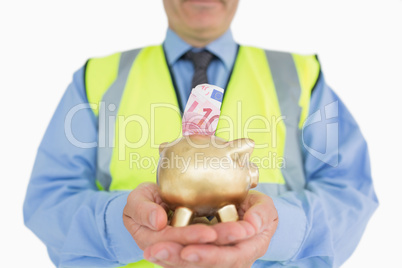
[205, 30, 237, 71]
[163, 28, 238, 71]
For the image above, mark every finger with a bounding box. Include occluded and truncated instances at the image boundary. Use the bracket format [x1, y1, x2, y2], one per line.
[180, 232, 271, 268]
[144, 241, 188, 268]
[133, 223, 217, 248]
[241, 191, 278, 233]
[182, 244, 238, 267]
[158, 224, 217, 244]
[124, 183, 168, 230]
[211, 220, 256, 245]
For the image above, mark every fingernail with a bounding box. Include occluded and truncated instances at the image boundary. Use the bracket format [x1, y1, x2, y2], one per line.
[154, 249, 169, 260]
[184, 253, 199, 262]
[149, 210, 157, 229]
[253, 213, 262, 232]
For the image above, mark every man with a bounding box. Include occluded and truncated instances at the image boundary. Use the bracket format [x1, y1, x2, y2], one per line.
[24, 0, 378, 267]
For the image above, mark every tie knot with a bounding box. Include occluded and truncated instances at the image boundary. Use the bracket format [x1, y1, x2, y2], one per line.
[184, 50, 214, 70]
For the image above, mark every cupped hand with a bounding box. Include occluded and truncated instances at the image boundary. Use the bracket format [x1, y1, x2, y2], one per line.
[143, 190, 278, 268]
[123, 183, 217, 250]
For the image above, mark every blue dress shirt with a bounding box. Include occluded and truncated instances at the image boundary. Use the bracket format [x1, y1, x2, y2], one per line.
[23, 29, 378, 267]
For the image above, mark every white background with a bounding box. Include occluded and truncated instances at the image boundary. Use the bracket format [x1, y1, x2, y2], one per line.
[1, 0, 401, 267]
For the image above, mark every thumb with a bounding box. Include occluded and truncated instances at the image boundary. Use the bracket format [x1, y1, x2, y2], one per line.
[242, 191, 278, 233]
[124, 183, 168, 230]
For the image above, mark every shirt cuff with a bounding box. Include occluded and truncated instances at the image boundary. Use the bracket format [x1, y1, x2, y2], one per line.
[105, 191, 143, 265]
[261, 196, 307, 261]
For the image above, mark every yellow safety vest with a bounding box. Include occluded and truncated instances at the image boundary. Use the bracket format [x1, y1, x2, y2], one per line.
[85, 45, 320, 267]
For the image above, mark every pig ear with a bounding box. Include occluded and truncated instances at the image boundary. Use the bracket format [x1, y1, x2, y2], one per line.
[228, 138, 255, 160]
[159, 142, 168, 154]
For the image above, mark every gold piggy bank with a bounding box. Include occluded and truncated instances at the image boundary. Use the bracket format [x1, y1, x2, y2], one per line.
[157, 135, 259, 227]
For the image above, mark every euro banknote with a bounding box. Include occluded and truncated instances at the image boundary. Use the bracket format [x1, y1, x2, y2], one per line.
[182, 84, 224, 136]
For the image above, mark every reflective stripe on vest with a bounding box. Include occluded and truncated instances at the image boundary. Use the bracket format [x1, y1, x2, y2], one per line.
[88, 49, 142, 190]
[85, 45, 320, 267]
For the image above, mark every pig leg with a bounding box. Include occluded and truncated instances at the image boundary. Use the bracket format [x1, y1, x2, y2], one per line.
[171, 207, 194, 227]
[216, 204, 239, 222]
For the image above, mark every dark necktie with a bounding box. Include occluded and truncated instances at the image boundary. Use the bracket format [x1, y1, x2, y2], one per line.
[184, 50, 214, 89]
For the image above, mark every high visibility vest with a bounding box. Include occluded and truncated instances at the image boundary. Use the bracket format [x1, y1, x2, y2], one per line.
[85, 45, 320, 267]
